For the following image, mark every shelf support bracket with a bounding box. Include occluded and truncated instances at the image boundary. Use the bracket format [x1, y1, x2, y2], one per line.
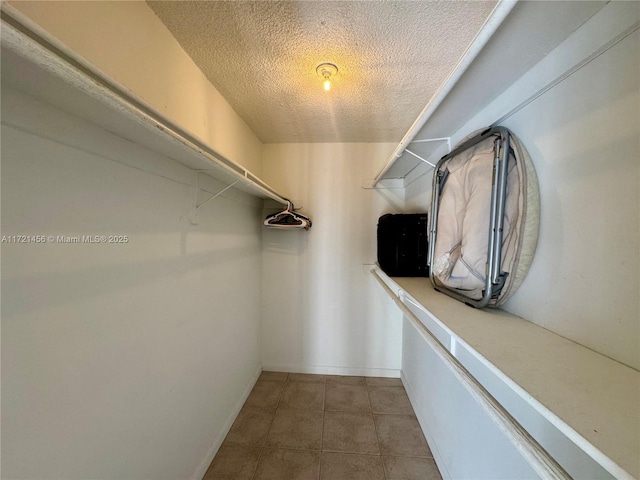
[196, 180, 240, 210]
[189, 172, 240, 224]
[410, 136, 451, 153]
[405, 148, 437, 168]
[372, 137, 451, 187]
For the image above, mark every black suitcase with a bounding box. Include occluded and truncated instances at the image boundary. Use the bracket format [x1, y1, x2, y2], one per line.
[377, 214, 429, 277]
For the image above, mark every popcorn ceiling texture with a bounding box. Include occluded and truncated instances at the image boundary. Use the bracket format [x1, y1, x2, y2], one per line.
[147, 1, 496, 143]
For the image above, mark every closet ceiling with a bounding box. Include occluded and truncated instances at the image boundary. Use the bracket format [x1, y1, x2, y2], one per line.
[147, 1, 497, 143]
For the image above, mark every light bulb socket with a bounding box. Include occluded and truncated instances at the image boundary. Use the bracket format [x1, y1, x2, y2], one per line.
[316, 62, 338, 83]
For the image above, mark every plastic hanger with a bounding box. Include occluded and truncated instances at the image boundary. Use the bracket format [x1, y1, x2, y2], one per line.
[264, 201, 312, 230]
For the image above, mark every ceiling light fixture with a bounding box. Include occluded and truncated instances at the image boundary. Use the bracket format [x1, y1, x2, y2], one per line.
[316, 62, 338, 91]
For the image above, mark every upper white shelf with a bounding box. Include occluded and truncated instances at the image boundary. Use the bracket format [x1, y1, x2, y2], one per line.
[373, 0, 610, 186]
[0, 12, 289, 205]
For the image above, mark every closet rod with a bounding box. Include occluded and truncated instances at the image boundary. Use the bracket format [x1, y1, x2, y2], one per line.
[370, 269, 572, 480]
[0, 6, 288, 206]
[372, 0, 517, 187]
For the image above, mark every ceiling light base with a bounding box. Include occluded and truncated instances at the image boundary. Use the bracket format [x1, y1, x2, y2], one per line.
[316, 62, 338, 78]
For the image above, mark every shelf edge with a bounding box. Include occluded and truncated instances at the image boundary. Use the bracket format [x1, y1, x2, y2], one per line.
[0, 6, 289, 205]
[371, 0, 517, 187]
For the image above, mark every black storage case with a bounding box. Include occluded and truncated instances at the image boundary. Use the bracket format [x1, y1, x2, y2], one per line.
[377, 213, 429, 277]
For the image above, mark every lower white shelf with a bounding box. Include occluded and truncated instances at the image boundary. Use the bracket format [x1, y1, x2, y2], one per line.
[372, 268, 639, 480]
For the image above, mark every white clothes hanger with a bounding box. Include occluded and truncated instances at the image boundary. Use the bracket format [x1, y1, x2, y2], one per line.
[264, 201, 312, 230]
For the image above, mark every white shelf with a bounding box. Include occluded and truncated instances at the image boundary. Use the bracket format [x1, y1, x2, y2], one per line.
[374, 0, 609, 186]
[373, 269, 639, 479]
[0, 13, 289, 205]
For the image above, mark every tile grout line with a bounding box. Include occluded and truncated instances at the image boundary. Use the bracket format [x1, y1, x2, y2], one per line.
[250, 376, 288, 480]
[249, 375, 433, 479]
[366, 380, 388, 480]
[380, 453, 389, 479]
[282, 374, 326, 479]
[249, 446, 264, 480]
[319, 380, 327, 480]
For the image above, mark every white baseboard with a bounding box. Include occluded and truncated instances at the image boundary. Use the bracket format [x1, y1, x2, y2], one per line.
[191, 365, 263, 480]
[401, 370, 451, 480]
[261, 364, 401, 378]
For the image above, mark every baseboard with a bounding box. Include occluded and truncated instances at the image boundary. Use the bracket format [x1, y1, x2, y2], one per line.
[401, 370, 452, 480]
[261, 363, 401, 378]
[191, 364, 263, 480]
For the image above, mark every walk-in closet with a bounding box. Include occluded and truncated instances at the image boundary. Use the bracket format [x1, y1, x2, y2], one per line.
[1, 1, 638, 479]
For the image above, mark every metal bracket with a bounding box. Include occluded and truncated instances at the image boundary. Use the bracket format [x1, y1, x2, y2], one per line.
[197, 180, 240, 210]
[189, 172, 240, 224]
[411, 136, 451, 152]
[404, 137, 452, 169]
[405, 148, 437, 168]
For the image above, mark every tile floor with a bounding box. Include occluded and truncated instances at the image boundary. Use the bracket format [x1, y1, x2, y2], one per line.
[203, 372, 442, 480]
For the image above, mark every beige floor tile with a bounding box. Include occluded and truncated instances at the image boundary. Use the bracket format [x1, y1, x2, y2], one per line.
[224, 407, 275, 447]
[322, 411, 380, 455]
[366, 376, 403, 387]
[288, 373, 328, 383]
[368, 386, 413, 415]
[266, 408, 324, 450]
[202, 445, 261, 480]
[320, 452, 385, 480]
[254, 448, 321, 480]
[325, 384, 370, 412]
[374, 415, 431, 457]
[279, 381, 325, 410]
[383, 456, 442, 480]
[243, 381, 284, 410]
[259, 371, 288, 382]
[326, 375, 367, 385]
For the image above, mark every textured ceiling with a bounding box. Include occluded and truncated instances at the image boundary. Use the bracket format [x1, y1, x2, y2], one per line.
[147, 1, 497, 143]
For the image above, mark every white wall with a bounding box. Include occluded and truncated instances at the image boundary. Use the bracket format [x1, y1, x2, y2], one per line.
[5, 0, 263, 176]
[501, 28, 639, 370]
[1, 89, 263, 479]
[404, 173, 432, 213]
[261, 143, 404, 375]
[404, 5, 639, 369]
